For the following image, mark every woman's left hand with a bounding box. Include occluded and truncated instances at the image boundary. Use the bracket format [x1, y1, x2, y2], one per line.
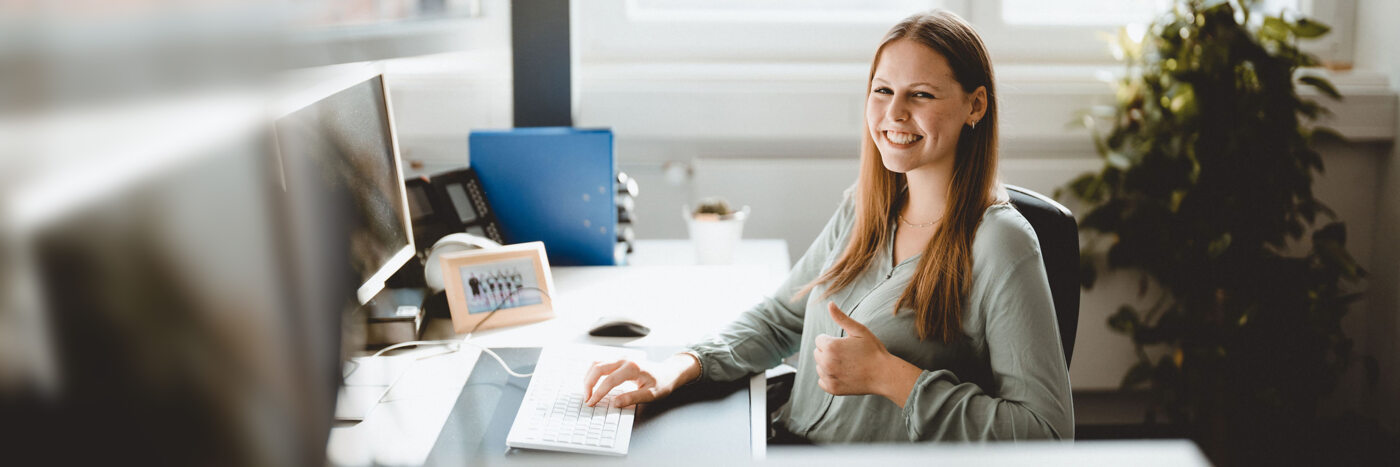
[814, 302, 922, 406]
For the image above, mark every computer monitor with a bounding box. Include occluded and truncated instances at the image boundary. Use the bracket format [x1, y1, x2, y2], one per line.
[11, 103, 348, 465]
[272, 70, 415, 305]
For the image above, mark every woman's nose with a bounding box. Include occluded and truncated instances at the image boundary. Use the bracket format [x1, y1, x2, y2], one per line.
[886, 99, 910, 122]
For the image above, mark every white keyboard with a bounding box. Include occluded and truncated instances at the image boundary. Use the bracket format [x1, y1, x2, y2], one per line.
[505, 345, 648, 456]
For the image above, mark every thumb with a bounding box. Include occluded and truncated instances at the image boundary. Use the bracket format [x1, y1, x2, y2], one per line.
[828, 302, 872, 337]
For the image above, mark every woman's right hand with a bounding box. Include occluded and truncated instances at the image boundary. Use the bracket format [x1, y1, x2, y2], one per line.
[582, 353, 702, 408]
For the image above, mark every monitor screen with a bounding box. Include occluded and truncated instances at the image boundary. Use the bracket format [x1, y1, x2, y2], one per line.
[274, 74, 414, 304]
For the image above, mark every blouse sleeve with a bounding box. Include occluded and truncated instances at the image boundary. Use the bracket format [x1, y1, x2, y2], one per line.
[687, 188, 856, 383]
[900, 251, 1076, 441]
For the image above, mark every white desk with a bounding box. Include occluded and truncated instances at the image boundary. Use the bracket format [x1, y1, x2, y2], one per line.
[327, 239, 791, 466]
[623, 238, 791, 280]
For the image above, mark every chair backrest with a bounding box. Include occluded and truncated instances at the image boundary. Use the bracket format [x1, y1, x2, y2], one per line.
[1005, 185, 1080, 366]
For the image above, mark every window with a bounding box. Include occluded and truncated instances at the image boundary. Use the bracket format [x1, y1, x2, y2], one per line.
[973, 0, 1340, 63]
[576, 0, 1352, 65]
[1001, 0, 1168, 26]
[626, 0, 950, 23]
[290, 0, 481, 28]
[574, 0, 958, 63]
[571, 0, 1366, 151]
[286, 0, 500, 67]
[1001, 0, 1300, 25]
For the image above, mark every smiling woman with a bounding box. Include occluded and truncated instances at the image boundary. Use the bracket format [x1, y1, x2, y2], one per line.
[580, 9, 1073, 444]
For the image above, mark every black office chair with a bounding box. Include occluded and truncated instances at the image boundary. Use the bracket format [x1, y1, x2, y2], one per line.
[1005, 184, 1080, 366]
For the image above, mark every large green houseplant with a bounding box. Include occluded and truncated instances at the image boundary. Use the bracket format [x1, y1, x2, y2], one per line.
[1058, 0, 1382, 463]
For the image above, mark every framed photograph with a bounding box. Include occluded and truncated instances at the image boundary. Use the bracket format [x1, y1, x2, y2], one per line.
[440, 241, 555, 334]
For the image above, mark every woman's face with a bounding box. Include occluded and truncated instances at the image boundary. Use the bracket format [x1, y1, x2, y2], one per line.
[866, 39, 985, 175]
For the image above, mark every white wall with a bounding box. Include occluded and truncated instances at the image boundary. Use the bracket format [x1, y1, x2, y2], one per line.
[1353, 0, 1400, 432]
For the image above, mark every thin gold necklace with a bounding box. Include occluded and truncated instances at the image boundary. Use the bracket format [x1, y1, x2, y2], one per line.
[898, 213, 939, 228]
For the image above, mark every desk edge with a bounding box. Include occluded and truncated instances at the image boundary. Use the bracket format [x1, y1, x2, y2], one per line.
[749, 373, 766, 460]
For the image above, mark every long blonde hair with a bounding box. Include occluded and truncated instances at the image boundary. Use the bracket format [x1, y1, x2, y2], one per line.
[796, 10, 999, 342]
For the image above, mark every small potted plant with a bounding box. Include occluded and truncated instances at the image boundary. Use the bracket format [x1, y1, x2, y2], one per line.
[684, 197, 750, 264]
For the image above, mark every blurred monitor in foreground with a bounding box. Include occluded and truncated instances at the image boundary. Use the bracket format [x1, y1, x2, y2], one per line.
[4, 99, 357, 465]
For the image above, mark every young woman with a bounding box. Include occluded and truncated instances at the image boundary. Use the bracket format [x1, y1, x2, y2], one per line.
[582, 10, 1073, 442]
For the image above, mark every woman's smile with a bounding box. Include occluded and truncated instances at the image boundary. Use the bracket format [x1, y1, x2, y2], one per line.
[883, 130, 924, 147]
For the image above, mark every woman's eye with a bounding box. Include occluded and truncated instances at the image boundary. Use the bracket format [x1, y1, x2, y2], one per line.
[873, 87, 893, 95]
[913, 91, 935, 99]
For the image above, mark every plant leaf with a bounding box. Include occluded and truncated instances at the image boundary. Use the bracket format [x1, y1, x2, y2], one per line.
[1121, 360, 1154, 390]
[1107, 151, 1132, 169]
[1261, 16, 1290, 42]
[1068, 173, 1104, 203]
[1290, 17, 1331, 39]
[1169, 189, 1187, 212]
[1108, 305, 1140, 334]
[1335, 292, 1364, 306]
[1313, 222, 1346, 246]
[1299, 75, 1342, 100]
[1299, 148, 1324, 172]
[1298, 98, 1324, 119]
[1207, 233, 1232, 259]
[1312, 126, 1345, 143]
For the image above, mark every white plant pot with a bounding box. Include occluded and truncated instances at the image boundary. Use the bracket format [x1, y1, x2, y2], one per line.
[683, 205, 750, 265]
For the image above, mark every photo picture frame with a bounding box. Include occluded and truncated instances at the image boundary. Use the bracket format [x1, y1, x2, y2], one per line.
[440, 241, 555, 334]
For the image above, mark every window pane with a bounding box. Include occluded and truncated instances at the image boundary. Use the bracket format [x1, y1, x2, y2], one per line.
[627, 0, 954, 23]
[292, 0, 480, 28]
[1002, 0, 1166, 25]
[1001, 0, 1300, 26]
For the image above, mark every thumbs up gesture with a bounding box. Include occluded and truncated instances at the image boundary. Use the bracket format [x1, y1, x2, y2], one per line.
[814, 302, 901, 397]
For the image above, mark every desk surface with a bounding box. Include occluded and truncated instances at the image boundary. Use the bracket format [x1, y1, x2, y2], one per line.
[327, 239, 790, 466]
[623, 238, 791, 278]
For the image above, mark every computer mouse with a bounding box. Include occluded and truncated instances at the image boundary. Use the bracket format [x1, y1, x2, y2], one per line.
[588, 316, 651, 337]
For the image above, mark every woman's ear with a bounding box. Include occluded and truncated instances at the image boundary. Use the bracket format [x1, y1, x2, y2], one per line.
[967, 85, 987, 125]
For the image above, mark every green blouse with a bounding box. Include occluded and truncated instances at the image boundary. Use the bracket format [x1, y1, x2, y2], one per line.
[687, 187, 1074, 442]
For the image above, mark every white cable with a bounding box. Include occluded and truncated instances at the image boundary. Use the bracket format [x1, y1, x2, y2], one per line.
[370, 339, 458, 358]
[366, 335, 533, 405]
[367, 336, 532, 377]
[458, 338, 533, 378]
[369, 285, 550, 376]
